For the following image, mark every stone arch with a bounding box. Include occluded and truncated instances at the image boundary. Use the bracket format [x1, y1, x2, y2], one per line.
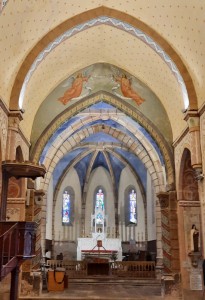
[10, 7, 197, 110]
[31, 92, 174, 187]
[41, 126, 163, 193]
[178, 148, 199, 202]
[177, 147, 200, 290]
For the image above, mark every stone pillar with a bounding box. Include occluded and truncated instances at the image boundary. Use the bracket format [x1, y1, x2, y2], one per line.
[155, 198, 163, 279]
[20, 179, 44, 297]
[184, 110, 202, 171]
[157, 191, 180, 272]
[157, 192, 172, 273]
[6, 111, 23, 160]
[199, 112, 205, 257]
[157, 191, 180, 297]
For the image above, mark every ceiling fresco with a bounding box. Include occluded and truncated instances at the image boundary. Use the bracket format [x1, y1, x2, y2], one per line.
[31, 61, 173, 192]
[1, 1, 203, 193]
[31, 63, 172, 148]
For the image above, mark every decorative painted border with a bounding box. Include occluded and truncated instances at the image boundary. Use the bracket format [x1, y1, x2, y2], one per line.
[19, 16, 188, 109]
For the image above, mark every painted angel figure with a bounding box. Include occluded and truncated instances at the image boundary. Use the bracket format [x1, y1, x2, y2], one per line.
[58, 73, 90, 105]
[113, 74, 145, 106]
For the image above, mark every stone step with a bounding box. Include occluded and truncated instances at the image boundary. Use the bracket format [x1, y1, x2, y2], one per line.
[19, 277, 162, 300]
[69, 277, 161, 286]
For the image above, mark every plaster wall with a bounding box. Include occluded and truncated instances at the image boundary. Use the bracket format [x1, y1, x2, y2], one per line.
[146, 170, 156, 241]
[53, 168, 81, 242]
[118, 166, 146, 242]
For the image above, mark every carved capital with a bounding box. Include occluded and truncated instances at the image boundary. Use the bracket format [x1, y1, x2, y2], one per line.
[34, 189, 45, 204]
[193, 167, 204, 181]
[184, 110, 200, 132]
[157, 192, 169, 209]
[8, 110, 23, 130]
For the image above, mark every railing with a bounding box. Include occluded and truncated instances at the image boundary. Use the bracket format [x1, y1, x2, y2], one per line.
[47, 260, 155, 278]
[111, 261, 155, 278]
[0, 222, 37, 280]
[47, 260, 87, 278]
[0, 222, 18, 279]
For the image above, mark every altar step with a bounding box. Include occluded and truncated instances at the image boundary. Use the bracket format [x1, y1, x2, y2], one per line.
[69, 276, 161, 287]
[18, 277, 163, 300]
[68, 277, 162, 297]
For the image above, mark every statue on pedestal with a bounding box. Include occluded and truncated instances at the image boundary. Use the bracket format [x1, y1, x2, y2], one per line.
[190, 224, 199, 252]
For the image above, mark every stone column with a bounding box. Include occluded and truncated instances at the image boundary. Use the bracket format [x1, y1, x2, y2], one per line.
[184, 110, 202, 172]
[6, 111, 23, 160]
[157, 191, 179, 273]
[157, 192, 171, 272]
[157, 191, 180, 297]
[199, 113, 205, 257]
[20, 179, 44, 297]
[155, 197, 163, 279]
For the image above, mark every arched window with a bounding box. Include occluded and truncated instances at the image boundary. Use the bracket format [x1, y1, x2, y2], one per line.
[125, 187, 137, 226]
[62, 188, 74, 225]
[62, 191, 70, 224]
[129, 190, 137, 224]
[95, 189, 104, 224]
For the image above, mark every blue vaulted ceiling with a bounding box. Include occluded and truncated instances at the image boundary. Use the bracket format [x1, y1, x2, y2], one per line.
[42, 101, 165, 194]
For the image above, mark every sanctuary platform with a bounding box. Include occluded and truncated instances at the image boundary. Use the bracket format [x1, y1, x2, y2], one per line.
[77, 189, 122, 261]
[77, 234, 122, 261]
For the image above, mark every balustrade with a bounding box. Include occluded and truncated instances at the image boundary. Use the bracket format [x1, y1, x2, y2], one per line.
[0, 221, 37, 280]
[46, 259, 155, 278]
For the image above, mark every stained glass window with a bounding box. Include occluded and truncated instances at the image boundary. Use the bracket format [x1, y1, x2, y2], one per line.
[95, 189, 104, 224]
[62, 191, 70, 224]
[96, 189, 104, 210]
[129, 189, 137, 224]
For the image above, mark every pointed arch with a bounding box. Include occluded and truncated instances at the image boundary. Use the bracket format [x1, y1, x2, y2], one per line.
[10, 7, 197, 110]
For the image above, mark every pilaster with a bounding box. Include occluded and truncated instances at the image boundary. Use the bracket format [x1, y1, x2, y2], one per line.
[184, 110, 202, 172]
[157, 191, 179, 274]
[6, 111, 23, 160]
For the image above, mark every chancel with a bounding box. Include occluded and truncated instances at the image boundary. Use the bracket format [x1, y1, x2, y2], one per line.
[77, 188, 122, 261]
[0, 2, 205, 300]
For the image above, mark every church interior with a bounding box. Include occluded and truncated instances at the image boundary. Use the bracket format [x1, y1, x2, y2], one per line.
[0, 1, 205, 299]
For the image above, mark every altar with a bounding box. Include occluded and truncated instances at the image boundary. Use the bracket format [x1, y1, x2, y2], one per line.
[77, 235, 122, 261]
[77, 189, 122, 261]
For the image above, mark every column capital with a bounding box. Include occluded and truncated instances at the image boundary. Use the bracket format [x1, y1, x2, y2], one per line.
[183, 110, 200, 132]
[8, 110, 23, 131]
[157, 192, 169, 209]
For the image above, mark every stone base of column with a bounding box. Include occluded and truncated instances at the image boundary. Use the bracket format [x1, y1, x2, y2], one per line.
[161, 273, 182, 299]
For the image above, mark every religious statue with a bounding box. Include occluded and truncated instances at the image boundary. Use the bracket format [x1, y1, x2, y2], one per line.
[113, 74, 145, 106]
[58, 73, 90, 105]
[190, 224, 199, 252]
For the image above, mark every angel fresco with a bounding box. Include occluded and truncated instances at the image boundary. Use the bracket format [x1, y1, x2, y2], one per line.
[113, 74, 145, 106]
[58, 73, 90, 105]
